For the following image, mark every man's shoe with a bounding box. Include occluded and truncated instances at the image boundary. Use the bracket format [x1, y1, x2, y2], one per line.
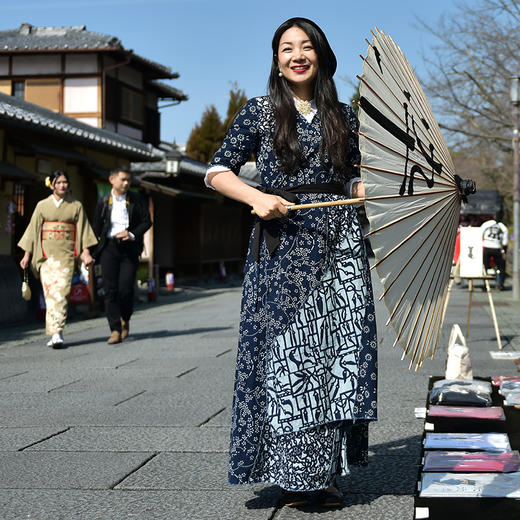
[107, 331, 122, 344]
[47, 333, 65, 349]
[121, 319, 130, 340]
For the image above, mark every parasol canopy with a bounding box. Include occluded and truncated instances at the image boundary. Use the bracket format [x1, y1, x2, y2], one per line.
[357, 28, 464, 369]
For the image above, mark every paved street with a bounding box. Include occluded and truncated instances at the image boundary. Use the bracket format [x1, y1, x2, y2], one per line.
[0, 275, 519, 519]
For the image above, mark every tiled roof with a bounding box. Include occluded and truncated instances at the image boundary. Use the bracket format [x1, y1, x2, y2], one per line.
[0, 92, 162, 160]
[149, 80, 187, 102]
[0, 23, 121, 51]
[0, 23, 176, 79]
[131, 156, 260, 186]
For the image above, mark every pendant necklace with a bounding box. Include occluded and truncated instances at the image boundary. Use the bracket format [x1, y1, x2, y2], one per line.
[295, 97, 313, 115]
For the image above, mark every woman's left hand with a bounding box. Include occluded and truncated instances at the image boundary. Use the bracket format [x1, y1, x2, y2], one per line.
[351, 181, 365, 198]
[81, 250, 94, 267]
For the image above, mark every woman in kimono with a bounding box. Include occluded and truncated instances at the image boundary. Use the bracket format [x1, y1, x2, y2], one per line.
[205, 18, 377, 507]
[19, 170, 97, 348]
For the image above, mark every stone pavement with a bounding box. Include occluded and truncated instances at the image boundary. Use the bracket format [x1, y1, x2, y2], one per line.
[0, 275, 519, 520]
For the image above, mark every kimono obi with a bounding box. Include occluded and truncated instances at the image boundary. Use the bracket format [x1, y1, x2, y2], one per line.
[42, 221, 76, 242]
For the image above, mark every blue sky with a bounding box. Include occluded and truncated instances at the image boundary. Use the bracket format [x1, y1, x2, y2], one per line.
[1, 0, 460, 145]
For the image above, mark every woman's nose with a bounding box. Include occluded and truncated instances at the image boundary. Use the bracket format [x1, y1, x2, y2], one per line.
[293, 49, 305, 60]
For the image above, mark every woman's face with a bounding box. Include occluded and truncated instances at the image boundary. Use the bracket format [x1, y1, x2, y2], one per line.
[276, 25, 318, 96]
[52, 175, 69, 197]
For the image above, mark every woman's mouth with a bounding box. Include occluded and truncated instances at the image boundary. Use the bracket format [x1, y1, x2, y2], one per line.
[291, 65, 310, 74]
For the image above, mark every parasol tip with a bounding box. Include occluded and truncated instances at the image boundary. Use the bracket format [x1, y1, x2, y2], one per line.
[454, 174, 476, 204]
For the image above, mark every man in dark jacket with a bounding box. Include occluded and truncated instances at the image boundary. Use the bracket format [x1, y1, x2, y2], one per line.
[91, 167, 151, 344]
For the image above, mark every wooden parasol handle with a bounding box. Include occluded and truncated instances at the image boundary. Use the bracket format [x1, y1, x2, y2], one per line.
[250, 197, 365, 215]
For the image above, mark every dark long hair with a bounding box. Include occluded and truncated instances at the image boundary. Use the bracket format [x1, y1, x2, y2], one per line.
[48, 169, 69, 187]
[269, 17, 351, 173]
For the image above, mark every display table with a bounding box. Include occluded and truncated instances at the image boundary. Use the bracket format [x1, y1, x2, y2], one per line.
[414, 376, 520, 519]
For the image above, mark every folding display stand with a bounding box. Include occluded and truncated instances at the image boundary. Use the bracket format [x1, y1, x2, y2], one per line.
[444, 274, 502, 349]
[444, 226, 502, 349]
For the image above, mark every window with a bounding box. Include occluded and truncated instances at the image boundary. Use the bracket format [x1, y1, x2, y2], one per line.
[0, 80, 11, 95]
[12, 81, 25, 100]
[14, 183, 24, 216]
[120, 86, 143, 125]
[25, 78, 60, 112]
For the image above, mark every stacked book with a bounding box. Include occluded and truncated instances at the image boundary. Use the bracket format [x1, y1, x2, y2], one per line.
[415, 377, 520, 516]
[420, 433, 520, 497]
[493, 376, 520, 406]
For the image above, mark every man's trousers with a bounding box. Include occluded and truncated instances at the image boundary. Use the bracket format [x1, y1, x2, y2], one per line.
[99, 239, 139, 332]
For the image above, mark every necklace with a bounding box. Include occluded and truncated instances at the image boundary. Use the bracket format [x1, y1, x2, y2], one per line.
[295, 98, 313, 115]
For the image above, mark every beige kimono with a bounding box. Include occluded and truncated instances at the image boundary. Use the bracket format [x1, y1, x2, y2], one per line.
[18, 195, 97, 335]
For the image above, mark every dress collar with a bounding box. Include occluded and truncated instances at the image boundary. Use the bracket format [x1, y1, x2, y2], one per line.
[293, 97, 317, 123]
[51, 194, 65, 207]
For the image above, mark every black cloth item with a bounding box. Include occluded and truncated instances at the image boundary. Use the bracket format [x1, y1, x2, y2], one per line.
[429, 380, 492, 407]
[99, 239, 139, 332]
[91, 191, 151, 259]
[251, 183, 346, 262]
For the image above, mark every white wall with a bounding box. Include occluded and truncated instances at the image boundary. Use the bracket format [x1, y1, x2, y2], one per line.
[12, 55, 61, 75]
[65, 54, 98, 74]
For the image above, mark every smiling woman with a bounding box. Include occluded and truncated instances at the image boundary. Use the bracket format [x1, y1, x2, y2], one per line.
[276, 25, 318, 98]
[204, 17, 377, 509]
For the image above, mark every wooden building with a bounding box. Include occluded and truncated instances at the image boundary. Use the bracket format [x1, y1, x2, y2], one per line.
[0, 24, 257, 324]
[0, 23, 187, 145]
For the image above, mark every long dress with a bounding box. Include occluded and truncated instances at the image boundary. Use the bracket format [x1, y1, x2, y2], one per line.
[18, 195, 97, 335]
[210, 96, 377, 491]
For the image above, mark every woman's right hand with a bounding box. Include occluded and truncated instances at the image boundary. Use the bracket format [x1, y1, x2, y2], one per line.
[251, 193, 294, 220]
[20, 252, 30, 270]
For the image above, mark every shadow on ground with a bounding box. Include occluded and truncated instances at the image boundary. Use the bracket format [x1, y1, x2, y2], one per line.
[63, 327, 234, 347]
[243, 434, 422, 514]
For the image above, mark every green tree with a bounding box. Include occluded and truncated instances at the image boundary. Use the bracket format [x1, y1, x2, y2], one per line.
[185, 104, 224, 163]
[185, 83, 248, 164]
[223, 82, 248, 130]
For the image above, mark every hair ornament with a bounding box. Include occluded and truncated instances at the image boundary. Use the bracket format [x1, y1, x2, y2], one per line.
[45, 176, 51, 188]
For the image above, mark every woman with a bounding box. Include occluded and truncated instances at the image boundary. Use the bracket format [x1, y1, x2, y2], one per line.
[19, 170, 97, 348]
[206, 18, 377, 507]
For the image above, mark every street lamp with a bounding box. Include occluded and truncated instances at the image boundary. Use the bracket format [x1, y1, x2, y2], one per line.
[165, 149, 182, 176]
[510, 77, 520, 300]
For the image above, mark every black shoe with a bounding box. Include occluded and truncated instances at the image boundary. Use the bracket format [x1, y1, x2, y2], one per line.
[281, 490, 311, 507]
[316, 487, 344, 508]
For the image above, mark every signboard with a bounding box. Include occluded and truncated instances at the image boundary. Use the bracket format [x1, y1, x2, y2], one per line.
[459, 226, 483, 278]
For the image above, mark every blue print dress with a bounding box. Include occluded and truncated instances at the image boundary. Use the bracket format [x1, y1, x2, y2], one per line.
[210, 96, 377, 491]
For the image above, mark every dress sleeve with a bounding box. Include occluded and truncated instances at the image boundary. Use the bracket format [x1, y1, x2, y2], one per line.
[75, 202, 98, 252]
[208, 98, 259, 177]
[17, 203, 43, 254]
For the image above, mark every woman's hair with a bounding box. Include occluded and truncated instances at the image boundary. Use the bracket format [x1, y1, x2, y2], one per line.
[45, 170, 69, 188]
[268, 17, 351, 173]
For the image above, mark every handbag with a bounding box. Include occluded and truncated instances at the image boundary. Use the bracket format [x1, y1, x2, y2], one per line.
[21, 269, 31, 301]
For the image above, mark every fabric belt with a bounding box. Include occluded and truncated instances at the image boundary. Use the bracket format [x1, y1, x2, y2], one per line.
[41, 221, 76, 241]
[251, 182, 345, 262]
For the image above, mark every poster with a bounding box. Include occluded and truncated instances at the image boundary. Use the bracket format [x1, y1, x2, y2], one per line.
[459, 226, 483, 278]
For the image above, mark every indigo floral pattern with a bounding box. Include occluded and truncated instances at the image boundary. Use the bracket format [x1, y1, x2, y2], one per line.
[210, 97, 377, 490]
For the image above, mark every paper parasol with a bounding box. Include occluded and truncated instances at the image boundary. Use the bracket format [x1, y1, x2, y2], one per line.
[357, 28, 461, 369]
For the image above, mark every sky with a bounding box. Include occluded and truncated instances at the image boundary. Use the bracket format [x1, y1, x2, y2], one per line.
[1, 0, 461, 145]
